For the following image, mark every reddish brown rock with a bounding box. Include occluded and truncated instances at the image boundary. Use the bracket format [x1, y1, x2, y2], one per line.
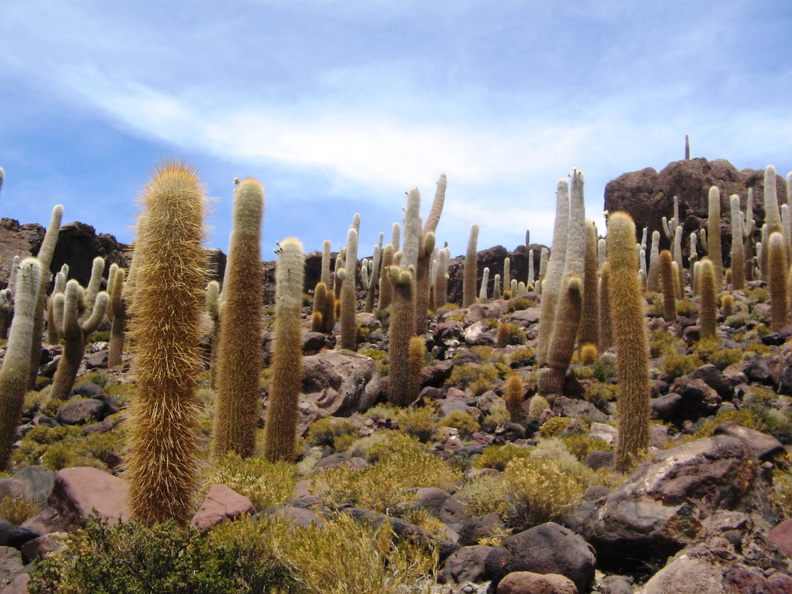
[0, 572, 30, 594]
[768, 518, 792, 558]
[497, 571, 578, 594]
[48, 467, 129, 529]
[190, 484, 255, 530]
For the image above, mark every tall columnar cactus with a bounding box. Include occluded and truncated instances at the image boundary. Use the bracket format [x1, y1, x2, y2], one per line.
[607, 212, 651, 472]
[730, 195, 746, 291]
[698, 258, 718, 340]
[415, 175, 446, 334]
[388, 265, 416, 407]
[263, 237, 305, 463]
[0, 289, 12, 340]
[45, 264, 69, 344]
[432, 246, 450, 309]
[126, 162, 207, 526]
[578, 220, 599, 351]
[764, 165, 782, 235]
[527, 250, 535, 287]
[0, 167, 4, 198]
[503, 257, 511, 298]
[462, 223, 479, 308]
[598, 262, 613, 353]
[28, 204, 63, 388]
[205, 280, 222, 387]
[364, 243, 382, 314]
[311, 281, 328, 332]
[0, 258, 41, 470]
[504, 373, 524, 422]
[377, 243, 395, 312]
[672, 226, 684, 299]
[744, 188, 756, 281]
[478, 267, 490, 303]
[339, 226, 359, 351]
[106, 266, 128, 368]
[213, 178, 265, 460]
[50, 264, 110, 400]
[536, 179, 570, 365]
[538, 247, 549, 293]
[539, 170, 586, 397]
[321, 240, 332, 288]
[659, 250, 677, 322]
[492, 274, 502, 301]
[406, 336, 426, 407]
[767, 231, 788, 333]
[707, 186, 723, 289]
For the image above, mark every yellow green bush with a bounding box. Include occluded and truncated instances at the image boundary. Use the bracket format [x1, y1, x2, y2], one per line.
[474, 443, 533, 472]
[538, 416, 572, 438]
[201, 454, 297, 511]
[437, 411, 480, 439]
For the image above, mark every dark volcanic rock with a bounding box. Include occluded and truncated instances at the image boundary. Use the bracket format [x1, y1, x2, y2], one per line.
[604, 158, 786, 261]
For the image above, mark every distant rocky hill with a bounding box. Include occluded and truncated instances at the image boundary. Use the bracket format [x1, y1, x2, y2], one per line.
[1, 156, 785, 297]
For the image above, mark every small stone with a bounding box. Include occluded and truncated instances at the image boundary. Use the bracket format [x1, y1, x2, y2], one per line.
[190, 484, 256, 530]
[496, 571, 578, 594]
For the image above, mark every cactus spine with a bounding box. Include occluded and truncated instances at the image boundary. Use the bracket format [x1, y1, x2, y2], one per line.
[126, 162, 207, 525]
[504, 373, 524, 422]
[205, 280, 222, 388]
[0, 258, 42, 470]
[707, 186, 723, 289]
[321, 240, 332, 288]
[462, 223, 479, 308]
[388, 266, 415, 406]
[698, 258, 718, 340]
[768, 231, 788, 332]
[28, 204, 63, 388]
[262, 238, 305, 462]
[607, 212, 650, 472]
[339, 226, 359, 351]
[212, 178, 265, 459]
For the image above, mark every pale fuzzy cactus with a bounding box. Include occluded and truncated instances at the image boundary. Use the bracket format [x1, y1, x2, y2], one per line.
[493, 274, 502, 301]
[478, 267, 490, 303]
[598, 262, 613, 353]
[502, 257, 511, 297]
[536, 178, 570, 366]
[764, 165, 782, 235]
[597, 238, 606, 271]
[392, 223, 401, 253]
[672, 226, 684, 299]
[415, 175, 445, 334]
[7, 256, 20, 298]
[638, 247, 646, 278]
[698, 258, 718, 340]
[205, 280, 222, 387]
[510, 279, 518, 298]
[388, 265, 416, 406]
[688, 231, 698, 269]
[433, 245, 451, 309]
[45, 264, 69, 344]
[707, 187, 723, 289]
[539, 170, 586, 397]
[339, 226, 359, 351]
[462, 223, 480, 308]
[377, 244, 395, 312]
[528, 249, 535, 286]
[321, 240, 332, 288]
[525, 229, 530, 248]
[364, 244, 382, 313]
[685, 134, 691, 159]
[28, 204, 63, 388]
[0, 258, 42, 470]
[659, 250, 676, 322]
[263, 238, 305, 462]
[730, 194, 745, 291]
[647, 230, 661, 293]
[538, 247, 549, 293]
[0, 289, 12, 340]
[768, 231, 788, 332]
[640, 227, 648, 252]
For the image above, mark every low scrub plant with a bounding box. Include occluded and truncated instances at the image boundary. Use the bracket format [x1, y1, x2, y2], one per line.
[201, 454, 297, 511]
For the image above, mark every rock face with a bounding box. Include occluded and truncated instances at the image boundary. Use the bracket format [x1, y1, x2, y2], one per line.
[567, 435, 765, 568]
[604, 157, 788, 260]
[300, 350, 380, 416]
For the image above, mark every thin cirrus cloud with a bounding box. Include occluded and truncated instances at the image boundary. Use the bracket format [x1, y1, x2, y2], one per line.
[0, 0, 791, 254]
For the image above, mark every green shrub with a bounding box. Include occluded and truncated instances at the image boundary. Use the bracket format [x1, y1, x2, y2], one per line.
[584, 382, 618, 409]
[562, 434, 613, 462]
[538, 416, 572, 438]
[202, 454, 297, 511]
[307, 417, 361, 448]
[437, 411, 480, 439]
[661, 352, 703, 380]
[507, 297, 535, 312]
[447, 363, 499, 396]
[508, 347, 535, 366]
[724, 311, 751, 329]
[398, 406, 437, 443]
[676, 298, 697, 317]
[482, 401, 511, 430]
[0, 496, 40, 525]
[496, 322, 525, 348]
[455, 473, 508, 517]
[29, 517, 292, 594]
[707, 348, 743, 370]
[474, 443, 533, 472]
[503, 457, 586, 528]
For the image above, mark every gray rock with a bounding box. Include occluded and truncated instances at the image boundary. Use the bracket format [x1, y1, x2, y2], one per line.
[439, 545, 493, 585]
[496, 571, 577, 594]
[11, 466, 55, 508]
[552, 396, 609, 424]
[55, 398, 107, 425]
[0, 547, 23, 587]
[458, 513, 507, 547]
[301, 350, 380, 416]
[713, 421, 785, 461]
[415, 488, 469, 530]
[484, 522, 596, 592]
[71, 381, 104, 398]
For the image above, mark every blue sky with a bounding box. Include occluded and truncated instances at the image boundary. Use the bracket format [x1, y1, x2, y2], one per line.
[1, 1, 791, 259]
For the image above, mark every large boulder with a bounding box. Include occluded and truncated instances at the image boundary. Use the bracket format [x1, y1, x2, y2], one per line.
[484, 522, 596, 592]
[46, 467, 129, 530]
[300, 350, 380, 416]
[567, 435, 764, 568]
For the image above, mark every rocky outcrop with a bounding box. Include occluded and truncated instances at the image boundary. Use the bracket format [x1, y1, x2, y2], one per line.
[604, 158, 789, 261]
